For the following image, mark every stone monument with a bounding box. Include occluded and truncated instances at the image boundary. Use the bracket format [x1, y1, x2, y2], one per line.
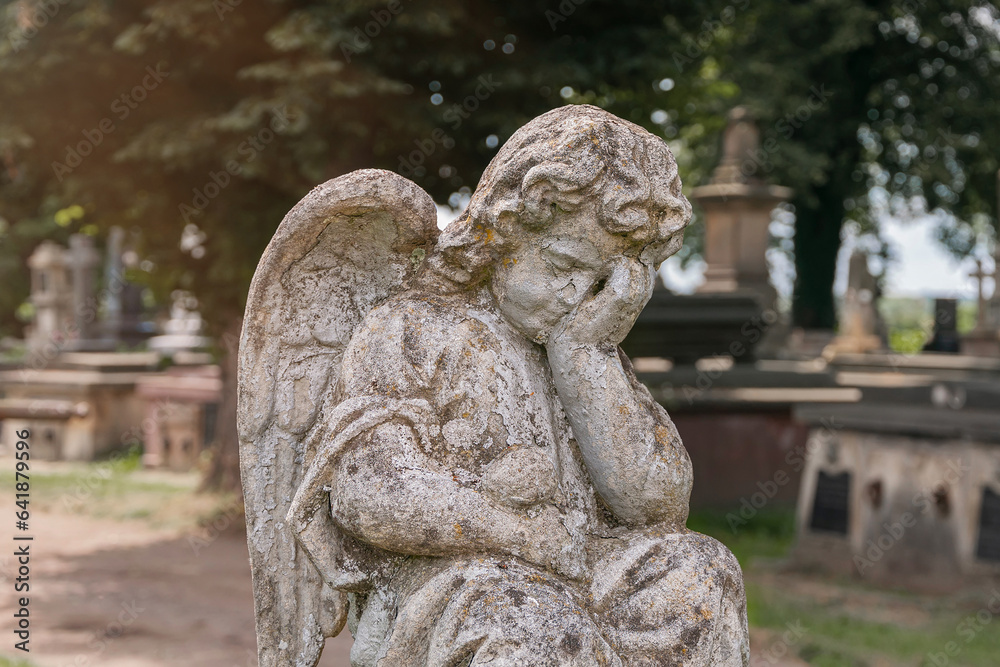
[25, 232, 149, 354]
[961, 257, 1000, 357]
[102, 226, 125, 341]
[959, 171, 1000, 356]
[825, 251, 883, 356]
[923, 298, 961, 353]
[238, 105, 749, 666]
[690, 106, 792, 312]
[26, 240, 74, 354]
[66, 234, 102, 344]
[147, 291, 211, 355]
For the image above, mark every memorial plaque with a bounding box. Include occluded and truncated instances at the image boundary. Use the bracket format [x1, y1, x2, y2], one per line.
[809, 470, 851, 535]
[975, 487, 1000, 562]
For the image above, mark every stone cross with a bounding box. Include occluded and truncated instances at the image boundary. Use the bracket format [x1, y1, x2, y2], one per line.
[968, 258, 995, 333]
[238, 105, 749, 666]
[992, 243, 1000, 330]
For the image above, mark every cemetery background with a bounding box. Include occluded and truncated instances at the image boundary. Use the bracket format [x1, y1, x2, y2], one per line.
[1, 0, 999, 665]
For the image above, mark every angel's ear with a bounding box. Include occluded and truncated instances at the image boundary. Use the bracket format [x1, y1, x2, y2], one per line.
[494, 209, 521, 240]
[521, 182, 559, 229]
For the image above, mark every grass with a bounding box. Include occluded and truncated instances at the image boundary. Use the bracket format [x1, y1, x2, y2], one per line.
[879, 297, 979, 354]
[690, 507, 1000, 666]
[688, 507, 797, 565]
[749, 581, 1000, 666]
[0, 448, 240, 530]
[0, 656, 35, 667]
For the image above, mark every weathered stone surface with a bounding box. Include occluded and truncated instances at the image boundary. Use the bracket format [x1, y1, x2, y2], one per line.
[239, 104, 750, 666]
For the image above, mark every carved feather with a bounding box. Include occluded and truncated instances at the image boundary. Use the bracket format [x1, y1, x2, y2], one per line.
[238, 169, 439, 667]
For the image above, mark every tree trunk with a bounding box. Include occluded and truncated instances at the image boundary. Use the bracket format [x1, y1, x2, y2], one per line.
[202, 316, 243, 493]
[791, 186, 843, 330]
[790, 38, 875, 330]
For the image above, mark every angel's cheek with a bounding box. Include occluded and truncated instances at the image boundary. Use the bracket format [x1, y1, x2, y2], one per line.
[550, 269, 603, 312]
[550, 275, 582, 312]
[493, 271, 555, 336]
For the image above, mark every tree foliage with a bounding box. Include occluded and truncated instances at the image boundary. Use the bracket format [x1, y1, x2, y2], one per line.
[2, 0, 998, 486]
[0, 0, 730, 334]
[0, 0, 731, 487]
[718, 0, 1000, 326]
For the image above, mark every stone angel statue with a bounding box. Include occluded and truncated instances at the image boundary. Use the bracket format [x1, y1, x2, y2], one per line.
[238, 105, 749, 667]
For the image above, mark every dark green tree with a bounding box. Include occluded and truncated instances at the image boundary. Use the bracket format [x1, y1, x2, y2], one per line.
[2, 0, 998, 486]
[717, 0, 1000, 327]
[0, 0, 728, 486]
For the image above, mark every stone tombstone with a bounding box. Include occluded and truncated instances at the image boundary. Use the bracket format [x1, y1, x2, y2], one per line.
[148, 291, 211, 354]
[991, 175, 1000, 332]
[961, 257, 1000, 357]
[923, 298, 961, 353]
[690, 106, 792, 312]
[826, 251, 882, 355]
[795, 396, 1000, 582]
[66, 234, 101, 343]
[239, 105, 749, 666]
[102, 226, 125, 340]
[26, 234, 116, 353]
[26, 240, 74, 353]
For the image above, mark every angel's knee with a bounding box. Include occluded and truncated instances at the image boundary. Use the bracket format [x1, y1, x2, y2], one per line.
[594, 531, 749, 666]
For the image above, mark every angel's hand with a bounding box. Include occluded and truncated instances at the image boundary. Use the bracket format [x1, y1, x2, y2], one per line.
[546, 257, 653, 351]
[516, 504, 586, 580]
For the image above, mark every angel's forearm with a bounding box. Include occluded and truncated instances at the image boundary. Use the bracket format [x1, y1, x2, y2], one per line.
[547, 343, 692, 527]
[330, 435, 533, 560]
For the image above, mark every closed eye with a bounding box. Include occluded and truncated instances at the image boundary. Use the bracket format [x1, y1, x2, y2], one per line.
[541, 239, 603, 272]
[542, 249, 580, 272]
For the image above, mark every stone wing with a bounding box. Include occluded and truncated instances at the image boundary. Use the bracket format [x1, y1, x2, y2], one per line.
[237, 169, 439, 667]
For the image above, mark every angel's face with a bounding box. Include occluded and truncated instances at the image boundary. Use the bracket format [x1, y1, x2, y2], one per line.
[489, 201, 637, 344]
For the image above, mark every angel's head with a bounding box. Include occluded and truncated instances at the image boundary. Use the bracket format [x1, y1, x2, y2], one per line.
[421, 104, 691, 342]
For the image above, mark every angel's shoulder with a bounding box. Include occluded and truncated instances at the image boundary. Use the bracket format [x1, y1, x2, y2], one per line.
[344, 289, 498, 369]
[354, 290, 470, 339]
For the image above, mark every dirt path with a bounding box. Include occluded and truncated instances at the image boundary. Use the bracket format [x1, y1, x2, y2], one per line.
[0, 505, 800, 666]
[0, 509, 352, 666]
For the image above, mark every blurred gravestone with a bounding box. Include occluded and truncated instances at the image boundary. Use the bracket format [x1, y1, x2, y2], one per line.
[962, 259, 1000, 357]
[825, 251, 882, 355]
[794, 381, 1000, 583]
[692, 106, 791, 314]
[923, 298, 960, 353]
[624, 107, 791, 364]
[25, 240, 74, 355]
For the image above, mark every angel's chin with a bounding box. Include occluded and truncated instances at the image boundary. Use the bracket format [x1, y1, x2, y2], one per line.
[509, 319, 548, 345]
[520, 314, 564, 346]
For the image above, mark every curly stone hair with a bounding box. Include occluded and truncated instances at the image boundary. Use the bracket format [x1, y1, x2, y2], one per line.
[420, 104, 692, 291]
